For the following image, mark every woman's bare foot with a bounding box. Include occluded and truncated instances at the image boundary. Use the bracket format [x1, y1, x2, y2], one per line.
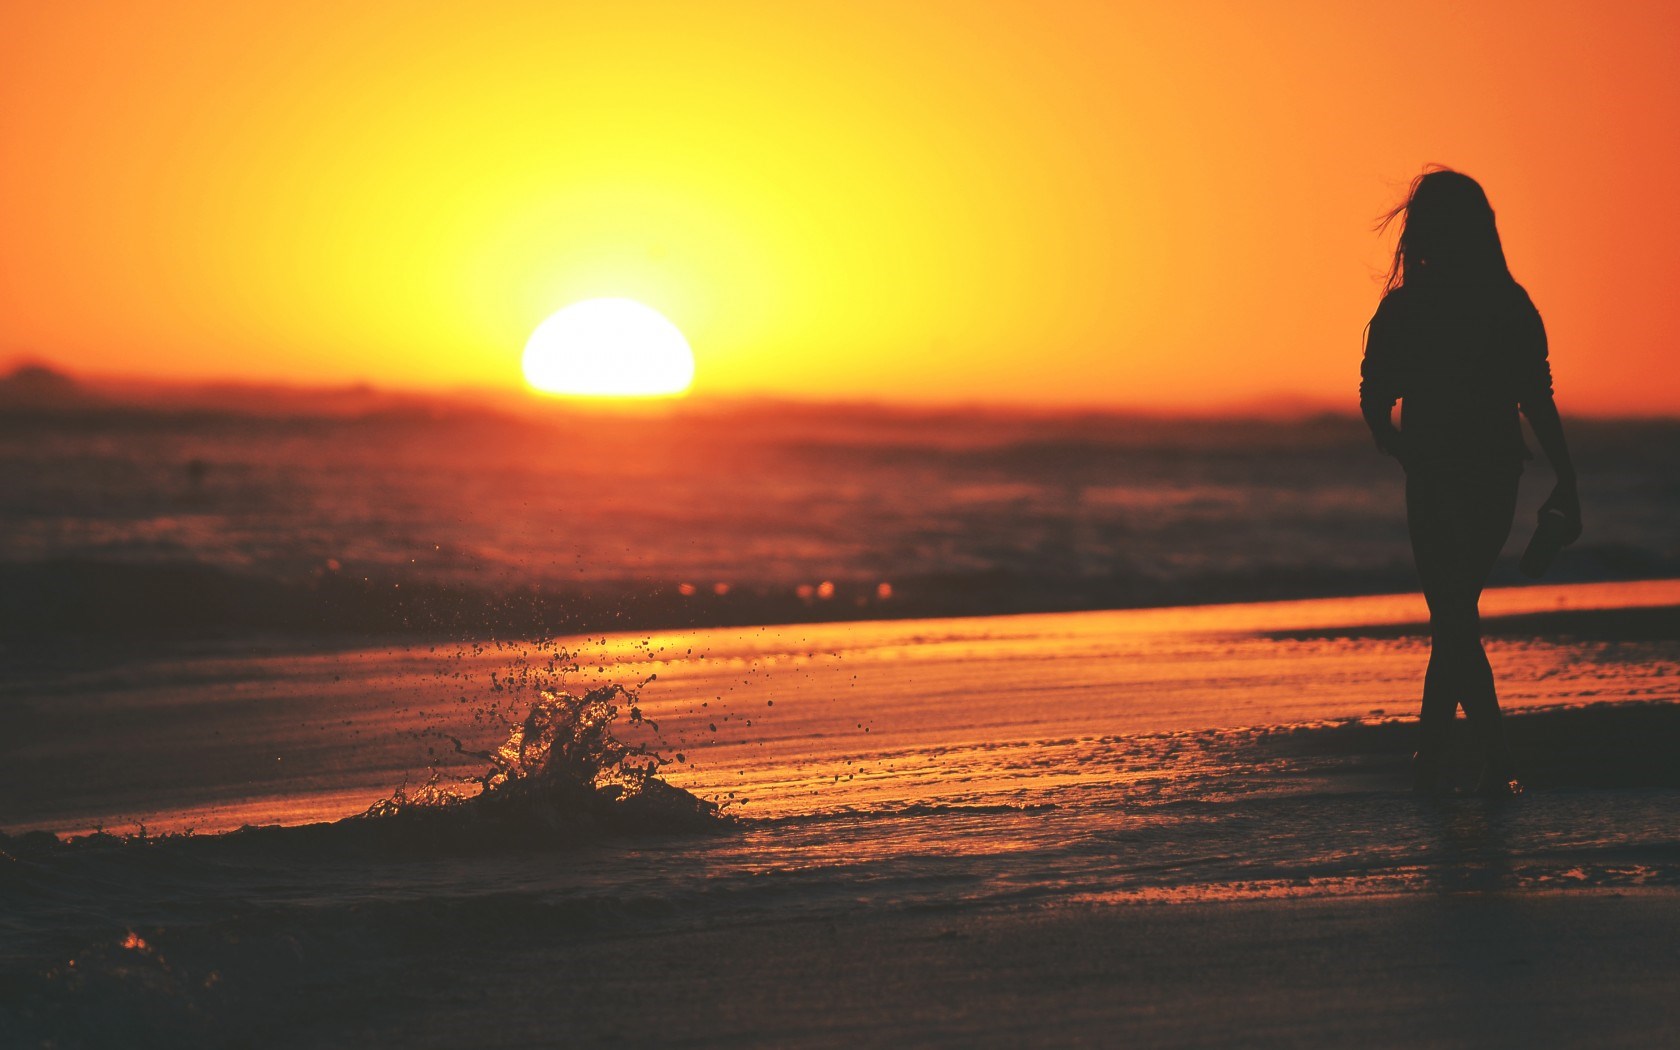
[1411, 750, 1444, 793]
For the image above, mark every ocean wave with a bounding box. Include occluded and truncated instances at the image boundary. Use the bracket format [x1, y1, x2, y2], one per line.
[347, 682, 722, 843]
[2, 684, 722, 868]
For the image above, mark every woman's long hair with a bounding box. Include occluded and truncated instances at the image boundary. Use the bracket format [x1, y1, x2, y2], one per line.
[1379, 167, 1513, 292]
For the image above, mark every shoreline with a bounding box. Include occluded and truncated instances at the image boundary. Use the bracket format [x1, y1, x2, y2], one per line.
[6, 575, 1679, 673]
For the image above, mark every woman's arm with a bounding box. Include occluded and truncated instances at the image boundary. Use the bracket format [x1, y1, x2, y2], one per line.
[1361, 393, 1404, 458]
[1513, 289, 1581, 541]
[1522, 394, 1582, 541]
[1523, 395, 1576, 486]
[1360, 296, 1405, 459]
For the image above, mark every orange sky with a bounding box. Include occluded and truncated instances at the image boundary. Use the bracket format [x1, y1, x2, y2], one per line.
[3, 1, 1678, 412]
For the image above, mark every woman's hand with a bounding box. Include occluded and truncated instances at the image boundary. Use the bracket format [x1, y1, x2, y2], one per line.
[1539, 479, 1583, 545]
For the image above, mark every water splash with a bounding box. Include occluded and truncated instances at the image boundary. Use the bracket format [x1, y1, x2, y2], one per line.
[359, 684, 720, 839]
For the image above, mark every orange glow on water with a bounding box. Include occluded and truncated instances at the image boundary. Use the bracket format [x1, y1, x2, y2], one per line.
[4, 4, 1678, 411]
[21, 579, 1680, 839]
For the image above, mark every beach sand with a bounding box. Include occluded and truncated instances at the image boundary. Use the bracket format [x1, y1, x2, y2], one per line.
[264, 893, 1680, 1049]
[4, 579, 1679, 1046]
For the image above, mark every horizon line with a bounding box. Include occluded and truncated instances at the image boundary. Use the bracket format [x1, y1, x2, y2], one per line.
[4, 356, 1675, 423]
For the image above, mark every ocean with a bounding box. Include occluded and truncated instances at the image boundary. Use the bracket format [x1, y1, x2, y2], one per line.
[3, 389, 1680, 1046]
[2, 395, 1676, 641]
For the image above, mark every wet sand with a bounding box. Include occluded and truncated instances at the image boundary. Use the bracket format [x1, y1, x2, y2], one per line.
[323, 892, 1680, 1049]
[16, 884, 1680, 1048]
[5, 579, 1680, 1047]
[6, 579, 1678, 836]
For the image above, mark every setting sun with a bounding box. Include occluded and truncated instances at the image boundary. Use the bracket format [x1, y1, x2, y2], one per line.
[521, 298, 695, 397]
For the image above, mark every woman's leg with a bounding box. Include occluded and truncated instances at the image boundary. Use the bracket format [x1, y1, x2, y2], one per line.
[1453, 471, 1521, 774]
[1405, 468, 1520, 777]
[1407, 471, 1472, 762]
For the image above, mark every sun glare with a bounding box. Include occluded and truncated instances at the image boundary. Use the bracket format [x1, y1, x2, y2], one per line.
[522, 298, 695, 397]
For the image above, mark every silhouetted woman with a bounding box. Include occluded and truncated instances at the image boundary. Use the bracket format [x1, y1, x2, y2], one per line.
[1360, 169, 1581, 794]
